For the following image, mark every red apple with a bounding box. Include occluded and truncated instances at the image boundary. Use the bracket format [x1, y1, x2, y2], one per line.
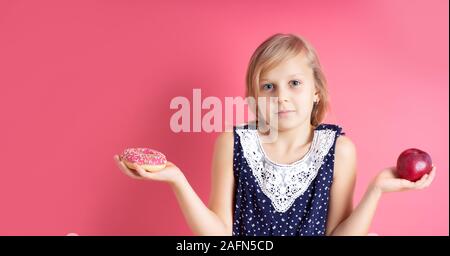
[396, 148, 433, 182]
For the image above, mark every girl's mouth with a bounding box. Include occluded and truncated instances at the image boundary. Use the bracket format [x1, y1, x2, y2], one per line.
[276, 110, 296, 116]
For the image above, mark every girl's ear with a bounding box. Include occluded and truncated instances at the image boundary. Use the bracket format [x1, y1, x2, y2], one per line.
[313, 89, 320, 103]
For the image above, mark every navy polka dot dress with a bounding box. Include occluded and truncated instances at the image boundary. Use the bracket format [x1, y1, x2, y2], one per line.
[232, 123, 345, 236]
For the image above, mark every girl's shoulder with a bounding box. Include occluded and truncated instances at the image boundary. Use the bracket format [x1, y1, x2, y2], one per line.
[318, 123, 355, 160]
[316, 123, 351, 150]
[233, 121, 257, 131]
[314, 123, 345, 135]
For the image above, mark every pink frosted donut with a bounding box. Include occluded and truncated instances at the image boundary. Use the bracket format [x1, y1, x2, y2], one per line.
[121, 148, 167, 172]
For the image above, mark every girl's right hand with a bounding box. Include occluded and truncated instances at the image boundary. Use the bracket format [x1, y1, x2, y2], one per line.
[113, 155, 185, 186]
[371, 165, 436, 193]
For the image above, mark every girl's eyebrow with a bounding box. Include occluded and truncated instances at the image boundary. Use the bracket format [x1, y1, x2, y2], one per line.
[260, 73, 305, 82]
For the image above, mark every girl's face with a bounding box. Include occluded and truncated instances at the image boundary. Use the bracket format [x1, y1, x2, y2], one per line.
[257, 52, 319, 131]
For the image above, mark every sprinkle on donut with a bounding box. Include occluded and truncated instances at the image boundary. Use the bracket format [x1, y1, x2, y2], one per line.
[121, 148, 167, 172]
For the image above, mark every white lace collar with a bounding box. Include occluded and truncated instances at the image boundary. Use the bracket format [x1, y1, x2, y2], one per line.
[236, 126, 336, 213]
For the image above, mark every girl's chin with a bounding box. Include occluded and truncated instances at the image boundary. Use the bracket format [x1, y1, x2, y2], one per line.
[258, 115, 304, 130]
[266, 119, 299, 131]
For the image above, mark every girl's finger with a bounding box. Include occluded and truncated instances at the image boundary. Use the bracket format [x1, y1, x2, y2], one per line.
[429, 167, 437, 180]
[165, 161, 177, 169]
[114, 155, 142, 179]
[116, 160, 136, 178]
[134, 164, 156, 180]
[413, 175, 429, 189]
[429, 167, 437, 181]
[418, 172, 429, 181]
[417, 167, 437, 188]
[400, 179, 414, 188]
[121, 162, 144, 179]
[420, 168, 436, 188]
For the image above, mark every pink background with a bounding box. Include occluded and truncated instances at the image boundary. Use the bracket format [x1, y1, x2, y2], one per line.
[0, 0, 448, 236]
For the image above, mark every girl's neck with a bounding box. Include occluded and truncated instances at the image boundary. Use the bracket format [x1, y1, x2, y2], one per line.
[259, 122, 315, 153]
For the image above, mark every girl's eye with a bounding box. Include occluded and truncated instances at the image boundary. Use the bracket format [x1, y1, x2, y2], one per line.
[262, 83, 274, 91]
[290, 80, 302, 87]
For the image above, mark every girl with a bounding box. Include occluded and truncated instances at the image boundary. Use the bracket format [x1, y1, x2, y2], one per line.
[114, 33, 436, 236]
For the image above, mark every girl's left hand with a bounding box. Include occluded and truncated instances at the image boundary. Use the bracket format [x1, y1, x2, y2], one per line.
[371, 166, 436, 193]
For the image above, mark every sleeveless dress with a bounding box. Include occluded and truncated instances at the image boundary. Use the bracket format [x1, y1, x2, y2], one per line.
[232, 123, 345, 236]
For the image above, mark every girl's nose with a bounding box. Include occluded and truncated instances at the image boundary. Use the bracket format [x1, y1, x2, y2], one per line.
[276, 87, 289, 103]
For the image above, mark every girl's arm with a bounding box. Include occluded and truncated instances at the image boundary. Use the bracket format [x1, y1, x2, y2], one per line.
[171, 131, 235, 235]
[326, 136, 436, 236]
[114, 131, 235, 236]
[325, 135, 358, 235]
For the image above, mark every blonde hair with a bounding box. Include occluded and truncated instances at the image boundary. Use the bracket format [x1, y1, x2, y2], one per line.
[245, 33, 329, 127]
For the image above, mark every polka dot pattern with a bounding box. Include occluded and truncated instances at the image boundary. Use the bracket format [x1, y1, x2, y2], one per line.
[232, 124, 345, 236]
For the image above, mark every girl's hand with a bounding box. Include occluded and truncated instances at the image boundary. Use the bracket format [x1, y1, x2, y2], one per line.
[371, 166, 436, 194]
[113, 155, 185, 186]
